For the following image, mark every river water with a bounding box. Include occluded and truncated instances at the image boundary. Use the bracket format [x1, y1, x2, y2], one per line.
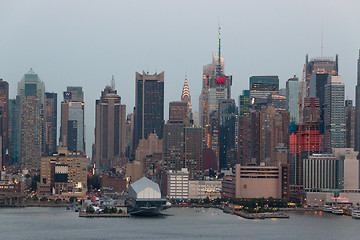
[0, 207, 358, 239]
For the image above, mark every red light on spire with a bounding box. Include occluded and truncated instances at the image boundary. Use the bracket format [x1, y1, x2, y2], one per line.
[216, 77, 225, 84]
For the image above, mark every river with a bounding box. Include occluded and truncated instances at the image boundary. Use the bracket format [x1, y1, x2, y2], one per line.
[0, 207, 358, 239]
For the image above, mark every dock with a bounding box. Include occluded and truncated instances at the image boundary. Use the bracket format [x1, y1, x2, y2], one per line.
[79, 212, 131, 218]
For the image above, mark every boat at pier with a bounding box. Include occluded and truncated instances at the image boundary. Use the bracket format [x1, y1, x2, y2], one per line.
[127, 177, 170, 216]
[352, 208, 360, 219]
[331, 206, 343, 215]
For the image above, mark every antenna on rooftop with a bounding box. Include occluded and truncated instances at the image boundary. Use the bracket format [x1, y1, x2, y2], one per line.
[217, 18, 222, 76]
[321, 23, 324, 58]
[111, 75, 115, 90]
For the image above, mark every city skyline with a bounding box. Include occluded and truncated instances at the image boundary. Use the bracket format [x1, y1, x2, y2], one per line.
[1, 1, 360, 154]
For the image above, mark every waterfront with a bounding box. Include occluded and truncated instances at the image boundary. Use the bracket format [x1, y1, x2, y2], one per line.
[0, 207, 358, 240]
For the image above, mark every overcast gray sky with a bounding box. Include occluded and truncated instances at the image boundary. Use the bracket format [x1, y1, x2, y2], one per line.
[1, 0, 360, 155]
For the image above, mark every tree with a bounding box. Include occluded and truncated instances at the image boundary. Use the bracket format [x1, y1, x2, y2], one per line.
[86, 206, 95, 213]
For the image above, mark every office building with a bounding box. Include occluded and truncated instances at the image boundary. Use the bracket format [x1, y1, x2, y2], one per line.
[169, 101, 189, 122]
[44, 92, 57, 154]
[344, 100, 356, 149]
[303, 154, 337, 191]
[189, 180, 222, 200]
[163, 120, 202, 180]
[305, 55, 338, 97]
[94, 83, 126, 169]
[218, 99, 237, 169]
[249, 76, 279, 98]
[17, 70, 45, 169]
[20, 96, 42, 169]
[9, 98, 20, 165]
[324, 76, 345, 152]
[167, 168, 189, 200]
[41, 147, 87, 190]
[133, 71, 164, 151]
[239, 90, 251, 116]
[59, 87, 85, 152]
[0, 79, 9, 167]
[355, 50, 360, 151]
[181, 75, 192, 115]
[286, 76, 304, 124]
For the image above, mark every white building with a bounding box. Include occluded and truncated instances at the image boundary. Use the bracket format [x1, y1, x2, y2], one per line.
[189, 180, 222, 200]
[167, 168, 189, 200]
[333, 148, 359, 190]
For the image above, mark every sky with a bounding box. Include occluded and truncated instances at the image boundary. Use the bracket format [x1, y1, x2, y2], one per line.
[1, 0, 360, 156]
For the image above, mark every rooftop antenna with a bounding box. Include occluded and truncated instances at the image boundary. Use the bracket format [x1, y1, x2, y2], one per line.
[321, 23, 324, 58]
[217, 18, 222, 76]
[111, 75, 115, 90]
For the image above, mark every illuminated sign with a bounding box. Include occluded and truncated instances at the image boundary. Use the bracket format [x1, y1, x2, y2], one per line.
[216, 77, 225, 84]
[64, 91, 72, 100]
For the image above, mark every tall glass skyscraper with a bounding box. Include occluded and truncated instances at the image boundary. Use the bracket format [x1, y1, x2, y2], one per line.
[133, 71, 164, 152]
[59, 87, 85, 153]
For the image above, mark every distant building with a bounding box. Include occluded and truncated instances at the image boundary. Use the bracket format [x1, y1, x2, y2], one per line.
[286, 76, 305, 124]
[59, 87, 85, 152]
[222, 164, 288, 199]
[249, 76, 279, 98]
[40, 147, 87, 191]
[303, 154, 337, 191]
[355, 50, 360, 152]
[133, 71, 164, 151]
[163, 120, 202, 180]
[189, 180, 222, 200]
[169, 101, 189, 122]
[167, 168, 189, 200]
[9, 97, 20, 165]
[0, 79, 10, 167]
[239, 90, 251, 116]
[324, 76, 345, 152]
[44, 92, 57, 154]
[94, 83, 126, 169]
[345, 100, 356, 149]
[20, 96, 42, 169]
[17, 70, 45, 169]
[306, 55, 338, 94]
[218, 99, 237, 169]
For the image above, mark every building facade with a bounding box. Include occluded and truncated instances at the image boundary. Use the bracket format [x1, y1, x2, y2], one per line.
[134, 71, 164, 151]
[94, 84, 126, 169]
[59, 87, 85, 152]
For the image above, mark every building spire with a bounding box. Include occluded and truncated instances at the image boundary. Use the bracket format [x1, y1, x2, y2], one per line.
[217, 20, 222, 76]
[181, 74, 192, 114]
[111, 75, 115, 90]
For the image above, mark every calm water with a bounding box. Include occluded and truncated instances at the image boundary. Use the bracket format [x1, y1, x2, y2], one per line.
[0, 207, 359, 239]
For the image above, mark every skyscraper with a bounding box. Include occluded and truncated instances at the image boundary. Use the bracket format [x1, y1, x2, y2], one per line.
[163, 120, 202, 180]
[0, 79, 9, 167]
[94, 82, 126, 169]
[305, 55, 338, 97]
[44, 92, 57, 154]
[286, 76, 304, 124]
[249, 76, 279, 98]
[218, 99, 237, 169]
[181, 75, 192, 115]
[345, 100, 356, 149]
[355, 50, 360, 151]
[133, 71, 164, 151]
[324, 76, 345, 152]
[9, 97, 20, 165]
[200, 26, 232, 149]
[17, 70, 45, 169]
[20, 96, 42, 169]
[59, 87, 85, 153]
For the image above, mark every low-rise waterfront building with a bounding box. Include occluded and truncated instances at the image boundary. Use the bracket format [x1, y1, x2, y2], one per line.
[167, 168, 189, 200]
[189, 180, 222, 200]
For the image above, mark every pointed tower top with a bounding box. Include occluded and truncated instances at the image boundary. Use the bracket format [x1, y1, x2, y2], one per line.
[181, 74, 191, 103]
